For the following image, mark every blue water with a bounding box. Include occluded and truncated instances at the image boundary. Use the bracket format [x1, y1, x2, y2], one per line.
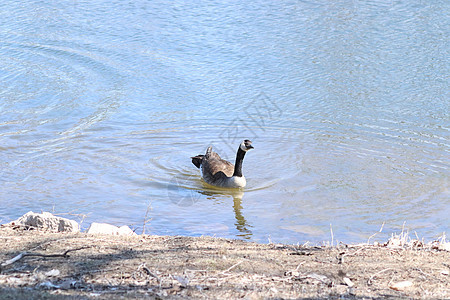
[1, 0, 448, 244]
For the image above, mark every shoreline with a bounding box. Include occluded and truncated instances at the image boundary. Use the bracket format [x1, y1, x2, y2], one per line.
[1, 221, 449, 299]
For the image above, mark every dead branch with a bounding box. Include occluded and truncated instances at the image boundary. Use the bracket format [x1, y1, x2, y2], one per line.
[220, 260, 243, 275]
[0, 246, 91, 271]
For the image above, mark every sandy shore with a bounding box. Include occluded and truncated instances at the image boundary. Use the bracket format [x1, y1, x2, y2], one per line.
[0, 226, 449, 299]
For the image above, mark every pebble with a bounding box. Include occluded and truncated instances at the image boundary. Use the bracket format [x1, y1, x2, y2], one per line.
[389, 280, 413, 291]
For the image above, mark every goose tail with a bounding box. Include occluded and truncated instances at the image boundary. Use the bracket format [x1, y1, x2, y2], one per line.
[205, 146, 213, 157]
[191, 155, 204, 169]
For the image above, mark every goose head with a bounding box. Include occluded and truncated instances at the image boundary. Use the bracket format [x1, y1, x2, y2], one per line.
[239, 140, 254, 152]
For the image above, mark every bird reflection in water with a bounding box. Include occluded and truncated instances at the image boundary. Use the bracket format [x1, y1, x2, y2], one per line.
[197, 185, 252, 239]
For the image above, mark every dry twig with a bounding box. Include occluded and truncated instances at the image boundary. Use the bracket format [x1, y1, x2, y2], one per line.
[0, 246, 91, 271]
[142, 202, 153, 235]
[140, 264, 161, 283]
[367, 222, 385, 244]
[220, 260, 243, 275]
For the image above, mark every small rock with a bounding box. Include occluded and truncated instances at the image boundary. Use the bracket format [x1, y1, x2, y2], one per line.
[39, 281, 60, 289]
[386, 237, 402, 248]
[306, 273, 331, 285]
[390, 280, 413, 291]
[87, 222, 136, 236]
[440, 269, 449, 276]
[8, 211, 80, 233]
[438, 242, 450, 251]
[343, 277, 354, 287]
[59, 279, 78, 289]
[44, 269, 60, 277]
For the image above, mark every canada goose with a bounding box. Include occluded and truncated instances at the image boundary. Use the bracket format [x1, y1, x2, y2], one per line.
[191, 140, 254, 188]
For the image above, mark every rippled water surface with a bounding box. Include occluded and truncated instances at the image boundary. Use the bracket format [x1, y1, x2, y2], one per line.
[1, 0, 448, 243]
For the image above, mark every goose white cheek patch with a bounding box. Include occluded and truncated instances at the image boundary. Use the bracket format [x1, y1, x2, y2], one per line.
[240, 141, 250, 151]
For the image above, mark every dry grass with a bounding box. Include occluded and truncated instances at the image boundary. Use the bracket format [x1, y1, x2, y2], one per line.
[0, 225, 449, 299]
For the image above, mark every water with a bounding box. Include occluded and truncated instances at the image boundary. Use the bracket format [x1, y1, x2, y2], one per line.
[1, 0, 448, 244]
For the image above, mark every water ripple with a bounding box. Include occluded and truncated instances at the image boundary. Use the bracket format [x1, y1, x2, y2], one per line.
[1, 0, 448, 243]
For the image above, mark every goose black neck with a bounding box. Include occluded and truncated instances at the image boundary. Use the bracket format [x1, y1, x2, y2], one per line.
[232, 147, 246, 177]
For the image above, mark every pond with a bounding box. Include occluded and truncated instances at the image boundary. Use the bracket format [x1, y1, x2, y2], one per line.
[1, 0, 448, 243]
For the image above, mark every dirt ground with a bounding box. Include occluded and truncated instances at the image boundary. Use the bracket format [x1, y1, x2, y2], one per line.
[0, 226, 449, 299]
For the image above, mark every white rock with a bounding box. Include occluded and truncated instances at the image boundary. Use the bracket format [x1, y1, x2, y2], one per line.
[39, 281, 60, 289]
[118, 225, 136, 236]
[438, 242, 450, 251]
[59, 279, 78, 289]
[386, 237, 402, 248]
[343, 277, 354, 287]
[45, 269, 60, 277]
[389, 280, 413, 291]
[86, 222, 136, 236]
[306, 273, 330, 284]
[9, 211, 80, 233]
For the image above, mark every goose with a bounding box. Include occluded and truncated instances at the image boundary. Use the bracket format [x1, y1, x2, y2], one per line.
[191, 140, 254, 188]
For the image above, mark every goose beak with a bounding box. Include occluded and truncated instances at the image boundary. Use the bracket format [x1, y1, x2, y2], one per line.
[247, 145, 254, 150]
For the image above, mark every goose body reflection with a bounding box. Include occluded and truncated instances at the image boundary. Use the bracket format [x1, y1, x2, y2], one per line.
[196, 187, 252, 239]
